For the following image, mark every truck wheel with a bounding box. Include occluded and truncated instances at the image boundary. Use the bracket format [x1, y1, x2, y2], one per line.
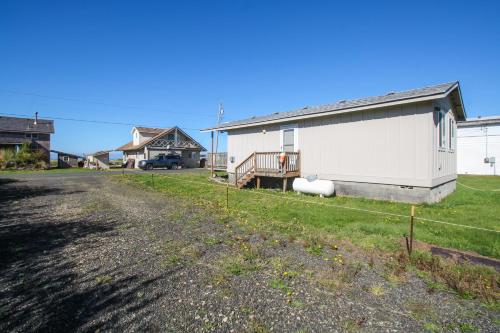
[171, 163, 178, 170]
[146, 164, 153, 170]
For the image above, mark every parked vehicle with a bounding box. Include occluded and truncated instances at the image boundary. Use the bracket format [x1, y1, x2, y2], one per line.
[138, 155, 181, 170]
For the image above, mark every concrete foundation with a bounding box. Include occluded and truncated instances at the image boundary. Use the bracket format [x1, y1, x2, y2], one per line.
[228, 172, 457, 203]
[332, 179, 456, 203]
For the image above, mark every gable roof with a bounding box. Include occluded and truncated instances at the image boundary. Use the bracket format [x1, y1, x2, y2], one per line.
[0, 116, 55, 133]
[133, 126, 167, 134]
[117, 126, 206, 151]
[88, 150, 111, 157]
[202, 82, 466, 131]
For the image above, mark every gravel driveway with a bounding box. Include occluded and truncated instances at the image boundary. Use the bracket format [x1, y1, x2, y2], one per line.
[0, 174, 498, 332]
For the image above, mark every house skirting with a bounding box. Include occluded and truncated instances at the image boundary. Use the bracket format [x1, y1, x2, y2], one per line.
[227, 172, 456, 203]
[332, 179, 456, 204]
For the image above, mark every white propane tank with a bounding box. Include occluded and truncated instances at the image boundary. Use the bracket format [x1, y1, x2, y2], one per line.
[293, 177, 335, 197]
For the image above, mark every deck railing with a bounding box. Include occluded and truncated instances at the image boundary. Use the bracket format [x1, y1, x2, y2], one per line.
[206, 152, 227, 169]
[235, 151, 300, 185]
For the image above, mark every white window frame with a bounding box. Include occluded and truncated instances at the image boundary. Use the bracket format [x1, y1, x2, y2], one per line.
[437, 109, 447, 149]
[63, 156, 69, 162]
[279, 124, 299, 152]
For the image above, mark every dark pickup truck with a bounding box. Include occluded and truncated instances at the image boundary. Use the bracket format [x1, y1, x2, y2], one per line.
[138, 155, 181, 170]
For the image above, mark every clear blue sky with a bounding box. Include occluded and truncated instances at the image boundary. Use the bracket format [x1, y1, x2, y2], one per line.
[1, 0, 499, 157]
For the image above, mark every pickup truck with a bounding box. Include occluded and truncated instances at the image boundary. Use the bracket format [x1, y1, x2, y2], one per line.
[138, 155, 181, 170]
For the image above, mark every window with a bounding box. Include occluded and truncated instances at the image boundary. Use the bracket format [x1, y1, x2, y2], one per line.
[438, 109, 447, 148]
[449, 118, 455, 150]
[283, 129, 295, 152]
[25, 133, 39, 140]
[63, 156, 69, 162]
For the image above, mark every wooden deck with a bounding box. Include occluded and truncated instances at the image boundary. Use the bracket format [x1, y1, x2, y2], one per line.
[235, 151, 300, 191]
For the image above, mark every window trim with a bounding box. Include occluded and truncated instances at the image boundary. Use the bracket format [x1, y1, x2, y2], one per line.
[437, 109, 447, 149]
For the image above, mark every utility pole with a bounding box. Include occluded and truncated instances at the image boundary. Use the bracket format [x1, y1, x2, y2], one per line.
[213, 103, 224, 177]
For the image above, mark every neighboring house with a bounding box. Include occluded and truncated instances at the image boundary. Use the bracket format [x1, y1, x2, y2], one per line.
[202, 82, 466, 203]
[85, 151, 110, 169]
[51, 150, 83, 168]
[116, 126, 206, 168]
[457, 116, 499, 175]
[0, 114, 54, 163]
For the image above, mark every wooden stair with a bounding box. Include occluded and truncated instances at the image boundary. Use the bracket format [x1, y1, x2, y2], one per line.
[236, 170, 255, 189]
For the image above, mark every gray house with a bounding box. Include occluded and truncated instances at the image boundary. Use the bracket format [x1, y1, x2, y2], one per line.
[202, 82, 466, 203]
[0, 114, 54, 163]
[117, 126, 206, 168]
[51, 150, 83, 168]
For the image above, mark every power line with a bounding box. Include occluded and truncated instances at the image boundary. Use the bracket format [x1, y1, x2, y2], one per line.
[0, 88, 215, 119]
[0, 112, 203, 131]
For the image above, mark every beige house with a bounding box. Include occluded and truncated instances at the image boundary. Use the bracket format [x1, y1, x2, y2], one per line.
[117, 126, 205, 168]
[202, 82, 466, 203]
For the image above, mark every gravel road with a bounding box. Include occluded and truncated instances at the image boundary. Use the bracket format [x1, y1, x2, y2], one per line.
[0, 174, 498, 332]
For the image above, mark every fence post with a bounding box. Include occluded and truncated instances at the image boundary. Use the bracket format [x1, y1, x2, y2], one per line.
[226, 183, 229, 210]
[408, 205, 415, 255]
[151, 173, 154, 189]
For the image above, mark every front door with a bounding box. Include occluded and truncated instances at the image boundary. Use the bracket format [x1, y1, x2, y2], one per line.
[280, 124, 298, 152]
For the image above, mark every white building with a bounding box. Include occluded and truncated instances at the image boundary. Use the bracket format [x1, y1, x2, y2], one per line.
[203, 82, 466, 203]
[457, 116, 499, 175]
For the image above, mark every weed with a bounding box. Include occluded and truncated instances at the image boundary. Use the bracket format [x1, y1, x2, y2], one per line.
[423, 322, 440, 332]
[220, 254, 263, 276]
[459, 323, 478, 332]
[405, 300, 435, 320]
[369, 283, 385, 296]
[204, 236, 222, 246]
[96, 275, 113, 285]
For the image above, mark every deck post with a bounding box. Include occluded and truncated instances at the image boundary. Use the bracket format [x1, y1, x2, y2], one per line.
[256, 177, 261, 189]
[282, 178, 287, 193]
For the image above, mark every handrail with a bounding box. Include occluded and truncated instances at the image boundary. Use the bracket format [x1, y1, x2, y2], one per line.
[235, 151, 301, 185]
[235, 152, 256, 185]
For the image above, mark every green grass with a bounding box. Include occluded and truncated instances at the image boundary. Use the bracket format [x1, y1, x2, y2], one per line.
[0, 167, 98, 175]
[115, 172, 500, 258]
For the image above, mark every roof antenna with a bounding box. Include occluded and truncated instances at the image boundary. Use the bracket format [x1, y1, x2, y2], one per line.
[34, 112, 38, 125]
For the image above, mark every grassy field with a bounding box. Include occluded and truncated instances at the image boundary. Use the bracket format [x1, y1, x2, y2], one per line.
[0, 168, 97, 175]
[116, 172, 500, 259]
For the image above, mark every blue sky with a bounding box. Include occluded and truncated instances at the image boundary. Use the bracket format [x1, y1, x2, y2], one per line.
[1, 0, 499, 157]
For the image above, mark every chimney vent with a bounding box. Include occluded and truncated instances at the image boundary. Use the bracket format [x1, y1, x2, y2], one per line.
[34, 112, 38, 125]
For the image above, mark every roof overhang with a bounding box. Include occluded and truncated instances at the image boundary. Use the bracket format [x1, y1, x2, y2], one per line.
[201, 82, 466, 132]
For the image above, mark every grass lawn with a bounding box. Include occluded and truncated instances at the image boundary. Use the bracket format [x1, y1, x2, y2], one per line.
[116, 172, 500, 259]
[0, 168, 97, 175]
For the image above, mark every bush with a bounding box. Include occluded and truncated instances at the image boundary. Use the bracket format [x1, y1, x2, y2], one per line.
[0, 143, 48, 169]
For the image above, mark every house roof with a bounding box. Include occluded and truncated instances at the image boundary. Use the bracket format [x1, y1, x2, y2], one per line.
[133, 126, 167, 134]
[50, 150, 83, 159]
[202, 81, 466, 131]
[117, 126, 206, 151]
[457, 115, 500, 128]
[87, 150, 111, 157]
[0, 115, 55, 133]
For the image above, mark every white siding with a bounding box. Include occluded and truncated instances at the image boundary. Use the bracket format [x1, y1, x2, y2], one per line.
[227, 101, 438, 187]
[457, 123, 500, 175]
[431, 97, 458, 185]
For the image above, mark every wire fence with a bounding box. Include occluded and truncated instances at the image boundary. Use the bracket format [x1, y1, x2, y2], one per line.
[143, 172, 500, 235]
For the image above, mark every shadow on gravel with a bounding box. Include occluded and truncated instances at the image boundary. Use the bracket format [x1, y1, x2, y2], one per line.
[0, 180, 164, 332]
